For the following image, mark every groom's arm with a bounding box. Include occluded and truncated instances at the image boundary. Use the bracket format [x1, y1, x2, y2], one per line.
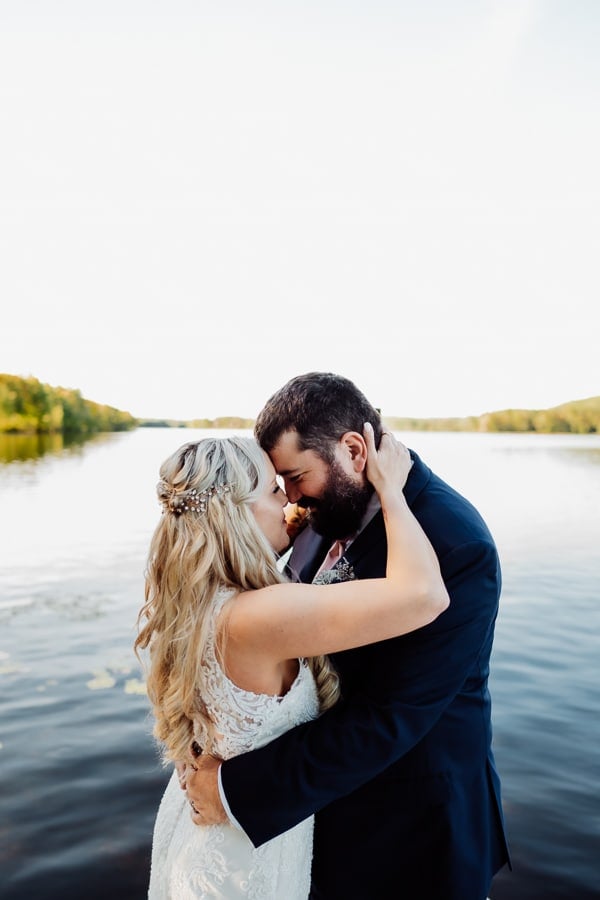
[189, 538, 500, 846]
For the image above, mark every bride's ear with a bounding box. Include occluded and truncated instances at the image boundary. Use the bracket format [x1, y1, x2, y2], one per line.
[339, 432, 367, 473]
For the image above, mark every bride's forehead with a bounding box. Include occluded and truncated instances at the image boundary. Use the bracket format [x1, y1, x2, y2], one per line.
[261, 450, 277, 479]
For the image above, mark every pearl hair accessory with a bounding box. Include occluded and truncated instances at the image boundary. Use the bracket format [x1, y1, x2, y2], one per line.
[160, 483, 234, 516]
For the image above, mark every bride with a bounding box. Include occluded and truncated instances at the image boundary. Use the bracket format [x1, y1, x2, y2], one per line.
[135, 424, 448, 899]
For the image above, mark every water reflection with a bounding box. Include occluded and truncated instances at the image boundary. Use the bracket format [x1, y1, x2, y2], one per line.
[0, 431, 120, 464]
[0, 590, 115, 625]
[557, 446, 600, 466]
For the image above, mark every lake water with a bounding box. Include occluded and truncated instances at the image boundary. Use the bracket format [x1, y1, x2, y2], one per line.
[1, 427, 599, 899]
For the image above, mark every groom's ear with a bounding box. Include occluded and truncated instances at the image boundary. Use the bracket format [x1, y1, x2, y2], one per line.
[339, 431, 368, 474]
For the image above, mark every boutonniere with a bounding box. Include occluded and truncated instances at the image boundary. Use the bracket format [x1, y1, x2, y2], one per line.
[284, 503, 311, 542]
[313, 559, 356, 585]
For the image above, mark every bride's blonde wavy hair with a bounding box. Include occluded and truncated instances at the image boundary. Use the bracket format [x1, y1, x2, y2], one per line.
[135, 436, 340, 764]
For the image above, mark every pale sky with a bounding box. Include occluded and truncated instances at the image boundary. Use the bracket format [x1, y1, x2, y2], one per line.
[1, 1, 598, 421]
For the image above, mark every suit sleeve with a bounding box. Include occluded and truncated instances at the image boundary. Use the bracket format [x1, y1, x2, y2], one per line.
[221, 537, 501, 847]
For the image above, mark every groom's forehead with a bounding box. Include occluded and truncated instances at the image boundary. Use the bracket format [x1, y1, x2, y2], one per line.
[270, 431, 302, 468]
[271, 433, 324, 476]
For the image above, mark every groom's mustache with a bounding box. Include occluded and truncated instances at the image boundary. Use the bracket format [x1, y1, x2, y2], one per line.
[297, 496, 321, 510]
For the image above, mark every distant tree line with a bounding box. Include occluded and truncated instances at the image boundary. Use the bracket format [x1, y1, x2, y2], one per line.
[386, 396, 600, 434]
[3, 372, 597, 435]
[0, 374, 137, 434]
[138, 416, 255, 430]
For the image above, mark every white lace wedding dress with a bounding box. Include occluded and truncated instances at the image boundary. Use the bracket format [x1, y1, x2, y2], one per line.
[148, 587, 320, 899]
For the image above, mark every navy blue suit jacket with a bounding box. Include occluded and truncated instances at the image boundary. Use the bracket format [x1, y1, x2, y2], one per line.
[221, 452, 511, 898]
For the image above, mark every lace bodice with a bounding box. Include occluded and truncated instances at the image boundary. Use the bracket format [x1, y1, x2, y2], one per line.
[193, 587, 319, 760]
[148, 586, 320, 899]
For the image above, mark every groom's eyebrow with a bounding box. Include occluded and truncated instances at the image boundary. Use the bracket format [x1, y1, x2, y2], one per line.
[279, 468, 307, 482]
[276, 465, 298, 476]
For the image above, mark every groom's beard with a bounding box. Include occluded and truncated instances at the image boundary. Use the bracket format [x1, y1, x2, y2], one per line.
[299, 461, 373, 541]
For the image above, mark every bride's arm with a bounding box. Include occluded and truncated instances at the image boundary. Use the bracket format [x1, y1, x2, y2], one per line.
[225, 425, 449, 663]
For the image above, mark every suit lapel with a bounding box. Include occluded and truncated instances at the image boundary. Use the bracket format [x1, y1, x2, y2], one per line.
[288, 527, 330, 583]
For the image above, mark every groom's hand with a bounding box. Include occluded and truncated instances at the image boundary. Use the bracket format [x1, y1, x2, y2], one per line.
[186, 753, 228, 826]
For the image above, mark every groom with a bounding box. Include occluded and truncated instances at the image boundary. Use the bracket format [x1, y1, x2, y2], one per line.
[186, 372, 511, 898]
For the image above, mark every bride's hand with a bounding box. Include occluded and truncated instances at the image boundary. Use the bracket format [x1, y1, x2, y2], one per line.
[363, 423, 412, 498]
